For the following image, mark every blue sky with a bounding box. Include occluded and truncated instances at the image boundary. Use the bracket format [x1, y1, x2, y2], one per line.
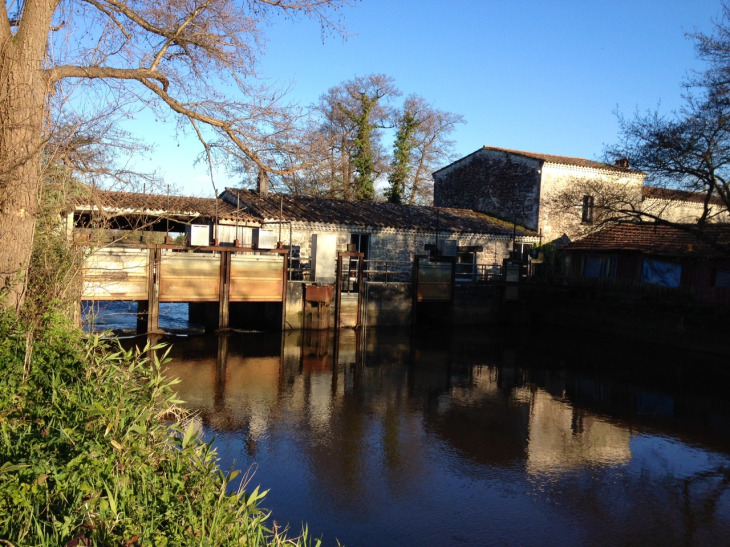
[128, 0, 723, 196]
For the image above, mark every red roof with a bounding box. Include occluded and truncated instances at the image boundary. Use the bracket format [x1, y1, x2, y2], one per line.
[564, 223, 730, 258]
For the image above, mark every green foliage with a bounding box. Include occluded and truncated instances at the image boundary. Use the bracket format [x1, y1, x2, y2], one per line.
[350, 94, 377, 201]
[26, 179, 89, 322]
[385, 108, 418, 204]
[0, 309, 319, 546]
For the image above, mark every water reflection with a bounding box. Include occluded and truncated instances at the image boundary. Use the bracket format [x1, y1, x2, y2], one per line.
[157, 328, 730, 547]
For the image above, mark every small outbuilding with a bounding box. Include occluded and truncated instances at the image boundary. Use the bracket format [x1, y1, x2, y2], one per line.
[563, 222, 730, 306]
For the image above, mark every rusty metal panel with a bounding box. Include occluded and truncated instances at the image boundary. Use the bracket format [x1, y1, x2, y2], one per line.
[417, 262, 452, 302]
[82, 248, 149, 301]
[229, 254, 284, 302]
[304, 284, 333, 304]
[159, 252, 220, 302]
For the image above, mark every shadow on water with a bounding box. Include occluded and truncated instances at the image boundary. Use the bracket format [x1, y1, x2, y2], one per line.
[118, 326, 730, 547]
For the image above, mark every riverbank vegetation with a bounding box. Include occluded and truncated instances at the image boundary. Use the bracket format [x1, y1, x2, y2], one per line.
[0, 308, 318, 546]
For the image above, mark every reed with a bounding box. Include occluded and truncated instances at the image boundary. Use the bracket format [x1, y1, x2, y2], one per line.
[0, 309, 318, 546]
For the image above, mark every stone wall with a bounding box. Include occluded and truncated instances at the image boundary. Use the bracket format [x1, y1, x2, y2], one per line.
[433, 149, 542, 230]
[642, 197, 730, 224]
[538, 164, 644, 243]
[273, 222, 529, 275]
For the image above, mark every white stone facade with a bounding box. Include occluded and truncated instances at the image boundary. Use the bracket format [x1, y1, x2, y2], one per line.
[539, 163, 645, 242]
[265, 221, 537, 270]
[642, 196, 730, 224]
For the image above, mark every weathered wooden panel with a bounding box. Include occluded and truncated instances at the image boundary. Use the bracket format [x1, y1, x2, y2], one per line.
[417, 262, 452, 302]
[159, 253, 220, 302]
[82, 248, 149, 301]
[230, 255, 284, 302]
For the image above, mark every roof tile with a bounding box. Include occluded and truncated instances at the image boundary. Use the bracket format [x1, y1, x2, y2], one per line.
[223, 188, 536, 236]
[564, 222, 730, 257]
[480, 146, 643, 174]
[73, 190, 257, 222]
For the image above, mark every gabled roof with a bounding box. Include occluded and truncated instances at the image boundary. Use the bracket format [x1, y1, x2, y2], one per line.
[433, 146, 644, 175]
[481, 146, 643, 174]
[642, 186, 725, 205]
[221, 188, 536, 236]
[72, 189, 258, 222]
[564, 223, 730, 258]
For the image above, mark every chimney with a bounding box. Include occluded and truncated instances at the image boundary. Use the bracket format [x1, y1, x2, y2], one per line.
[615, 158, 629, 169]
[256, 170, 269, 197]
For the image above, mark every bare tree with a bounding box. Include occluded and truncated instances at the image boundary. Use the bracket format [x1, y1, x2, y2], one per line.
[0, 0, 353, 309]
[605, 96, 730, 226]
[599, 3, 730, 229]
[404, 95, 464, 205]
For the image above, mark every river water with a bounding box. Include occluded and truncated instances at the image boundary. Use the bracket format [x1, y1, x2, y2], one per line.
[91, 303, 730, 546]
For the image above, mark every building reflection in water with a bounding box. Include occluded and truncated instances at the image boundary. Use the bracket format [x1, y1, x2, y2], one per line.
[159, 328, 730, 547]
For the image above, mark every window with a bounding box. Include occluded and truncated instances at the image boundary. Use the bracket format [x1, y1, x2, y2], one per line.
[583, 255, 616, 278]
[581, 195, 595, 224]
[456, 252, 475, 280]
[349, 233, 370, 260]
[641, 259, 682, 288]
[713, 269, 730, 288]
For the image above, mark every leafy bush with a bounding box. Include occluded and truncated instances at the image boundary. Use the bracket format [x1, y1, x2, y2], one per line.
[0, 310, 316, 546]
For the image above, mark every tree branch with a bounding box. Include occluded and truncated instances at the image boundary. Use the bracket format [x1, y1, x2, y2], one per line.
[46, 66, 169, 91]
[138, 78, 298, 175]
[81, 0, 166, 37]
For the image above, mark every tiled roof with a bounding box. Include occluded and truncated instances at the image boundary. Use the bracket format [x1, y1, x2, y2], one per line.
[642, 186, 725, 205]
[72, 189, 257, 222]
[479, 146, 644, 174]
[222, 188, 536, 236]
[564, 223, 730, 257]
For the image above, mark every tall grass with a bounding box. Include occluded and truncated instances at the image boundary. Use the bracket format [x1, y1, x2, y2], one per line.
[0, 309, 318, 546]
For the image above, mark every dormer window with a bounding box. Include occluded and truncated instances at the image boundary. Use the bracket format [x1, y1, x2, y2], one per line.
[581, 195, 595, 224]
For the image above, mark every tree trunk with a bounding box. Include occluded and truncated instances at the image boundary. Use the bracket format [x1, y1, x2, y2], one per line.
[0, 13, 52, 310]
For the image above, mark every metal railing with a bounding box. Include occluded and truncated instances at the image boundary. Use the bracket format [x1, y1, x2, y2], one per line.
[288, 256, 311, 281]
[287, 257, 505, 285]
[455, 262, 503, 283]
[363, 260, 413, 283]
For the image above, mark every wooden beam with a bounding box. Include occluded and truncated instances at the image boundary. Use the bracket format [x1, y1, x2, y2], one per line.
[148, 248, 160, 333]
[218, 251, 231, 330]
